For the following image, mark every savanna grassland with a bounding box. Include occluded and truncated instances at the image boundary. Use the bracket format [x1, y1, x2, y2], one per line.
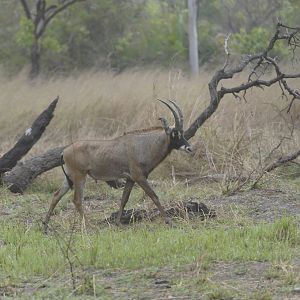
[0, 70, 300, 299]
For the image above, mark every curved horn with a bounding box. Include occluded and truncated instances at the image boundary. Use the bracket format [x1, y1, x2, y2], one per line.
[157, 99, 180, 130]
[169, 100, 183, 130]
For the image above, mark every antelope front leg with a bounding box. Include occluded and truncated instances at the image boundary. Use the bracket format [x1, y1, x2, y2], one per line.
[134, 177, 171, 225]
[116, 179, 135, 225]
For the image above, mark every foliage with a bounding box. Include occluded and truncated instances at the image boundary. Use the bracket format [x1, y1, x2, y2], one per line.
[0, 0, 299, 74]
[232, 27, 289, 56]
[115, 1, 187, 68]
[14, 17, 34, 48]
[197, 20, 221, 65]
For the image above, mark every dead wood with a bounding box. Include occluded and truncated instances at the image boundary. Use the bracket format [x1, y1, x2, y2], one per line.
[184, 23, 300, 140]
[0, 97, 58, 175]
[263, 149, 300, 173]
[3, 146, 65, 193]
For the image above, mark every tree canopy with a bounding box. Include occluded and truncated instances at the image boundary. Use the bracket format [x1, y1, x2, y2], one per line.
[0, 0, 299, 75]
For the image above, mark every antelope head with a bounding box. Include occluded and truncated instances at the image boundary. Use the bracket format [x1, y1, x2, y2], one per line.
[158, 99, 192, 153]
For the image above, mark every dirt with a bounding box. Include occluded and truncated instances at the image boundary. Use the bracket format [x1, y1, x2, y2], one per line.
[206, 188, 300, 223]
[1, 261, 299, 299]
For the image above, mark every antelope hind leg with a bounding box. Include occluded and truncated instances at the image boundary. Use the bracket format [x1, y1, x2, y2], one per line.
[72, 172, 87, 228]
[43, 178, 70, 233]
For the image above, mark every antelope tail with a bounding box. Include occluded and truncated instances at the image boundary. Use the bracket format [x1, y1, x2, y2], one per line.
[60, 154, 73, 189]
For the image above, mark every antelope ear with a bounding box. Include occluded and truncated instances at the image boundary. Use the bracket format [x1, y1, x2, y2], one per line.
[159, 117, 172, 134]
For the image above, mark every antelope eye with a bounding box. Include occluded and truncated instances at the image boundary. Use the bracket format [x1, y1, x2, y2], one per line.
[172, 130, 182, 139]
[171, 131, 179, 138]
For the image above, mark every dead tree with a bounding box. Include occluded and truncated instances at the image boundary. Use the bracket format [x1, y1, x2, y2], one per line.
[2, 146, 65, 193]
[3, 22, 300, 193]
[19, 0, 85, 78]
[0, 97, 58, 175]
[184, 23, 300, 140]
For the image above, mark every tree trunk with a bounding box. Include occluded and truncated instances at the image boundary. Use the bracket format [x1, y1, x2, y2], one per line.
[30, 40, 40, 79]
[3, 147, 65, 193]
[188, 0, 199, 76]
[0, 97, 58, 175]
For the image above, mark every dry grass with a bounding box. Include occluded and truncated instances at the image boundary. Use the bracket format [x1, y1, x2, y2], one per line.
[1, 68, 300, 179]
[1, 69, 300, 300]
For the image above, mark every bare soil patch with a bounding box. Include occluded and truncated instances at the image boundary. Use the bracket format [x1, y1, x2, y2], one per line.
[206, 188, 300, 223]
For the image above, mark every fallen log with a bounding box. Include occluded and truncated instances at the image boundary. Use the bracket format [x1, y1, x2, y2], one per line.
[3, 146, 65, 193]
[0, 97, 59, 174]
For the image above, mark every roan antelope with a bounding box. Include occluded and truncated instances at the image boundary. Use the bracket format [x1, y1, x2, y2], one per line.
[43, 100, 192, 232]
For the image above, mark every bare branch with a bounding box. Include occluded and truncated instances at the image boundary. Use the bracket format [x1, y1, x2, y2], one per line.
[43, 0, 85, 30]
[20, 0, 32, 19]
[263, 149, 300, 173]
[184, 22, 300, 140]
[222, 33, 231, 70]
[33, 0, 85, 38]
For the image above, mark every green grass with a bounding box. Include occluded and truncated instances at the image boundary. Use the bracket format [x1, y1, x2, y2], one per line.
[0, 217, 298, 279]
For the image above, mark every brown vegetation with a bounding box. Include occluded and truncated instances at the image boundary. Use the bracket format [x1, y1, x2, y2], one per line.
[1, 68, 300, 183]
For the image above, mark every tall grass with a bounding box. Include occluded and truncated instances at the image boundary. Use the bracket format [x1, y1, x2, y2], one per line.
[1, 69, 300, 178]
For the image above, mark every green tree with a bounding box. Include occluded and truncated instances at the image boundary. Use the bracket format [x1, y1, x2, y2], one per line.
[19, 0, 85, 78]
[0, 0, 298, 75]
[114, 1, 186, 69]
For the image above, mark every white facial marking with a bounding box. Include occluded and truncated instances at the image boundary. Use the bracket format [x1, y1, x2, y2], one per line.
[179, 145, 193, 153]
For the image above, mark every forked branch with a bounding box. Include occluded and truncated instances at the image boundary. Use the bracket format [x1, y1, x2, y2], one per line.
[184, 22, 300, 140]
[19, 0, 86, 38]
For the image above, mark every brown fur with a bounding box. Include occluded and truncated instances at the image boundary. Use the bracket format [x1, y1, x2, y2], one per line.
[43, 129, 172, 231]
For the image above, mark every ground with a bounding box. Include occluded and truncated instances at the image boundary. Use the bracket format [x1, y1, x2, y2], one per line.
[0, 174, 299, 299]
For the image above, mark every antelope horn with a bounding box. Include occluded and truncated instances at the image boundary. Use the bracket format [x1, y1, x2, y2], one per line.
[157, 99, 181, 130]
[169, 100, 183, 130]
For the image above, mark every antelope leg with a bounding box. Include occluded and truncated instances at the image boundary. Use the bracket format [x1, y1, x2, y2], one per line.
[135, 177, 171, 224]
[43, 178, 70, 233]
[116, 178, 135, 225]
